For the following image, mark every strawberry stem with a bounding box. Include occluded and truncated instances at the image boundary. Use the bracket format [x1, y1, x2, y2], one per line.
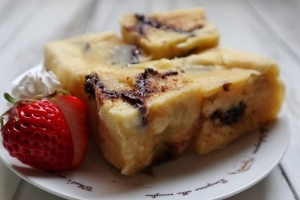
[0, 113, 4, 130]
[57, 89, 70, 95]
[4, 93, 17, 104]
[46, 89, 70, 99]
[0, 115, 4, 130]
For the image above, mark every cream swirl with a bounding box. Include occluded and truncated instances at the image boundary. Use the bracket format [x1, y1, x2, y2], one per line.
[12, 69, 61, 99]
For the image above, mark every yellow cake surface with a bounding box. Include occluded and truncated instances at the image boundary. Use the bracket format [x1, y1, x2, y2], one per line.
[120, 7, 219, 59]
[44, 31, 151, 89]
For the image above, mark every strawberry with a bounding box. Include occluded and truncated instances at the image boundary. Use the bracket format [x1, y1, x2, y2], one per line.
[52, 94, 88, 170]
[0, 90, 88, 172]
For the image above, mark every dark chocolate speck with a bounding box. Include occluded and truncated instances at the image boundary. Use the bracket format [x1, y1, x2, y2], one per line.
[223, 82, 232, 92]
[210, 101, 247, 125]
[131, 14, 204, 37]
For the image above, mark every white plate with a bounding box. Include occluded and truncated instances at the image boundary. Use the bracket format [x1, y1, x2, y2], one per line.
[0, 65, 291, 200]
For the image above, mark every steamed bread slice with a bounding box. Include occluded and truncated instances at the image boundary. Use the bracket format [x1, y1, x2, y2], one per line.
[175, 47, 285, 154]
[84, 67, 203, 176]
[120, 7, 219, 59]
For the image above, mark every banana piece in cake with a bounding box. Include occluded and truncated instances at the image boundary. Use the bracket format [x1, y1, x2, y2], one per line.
[120, 7, 219, 59]
[84, 67, 203, 176]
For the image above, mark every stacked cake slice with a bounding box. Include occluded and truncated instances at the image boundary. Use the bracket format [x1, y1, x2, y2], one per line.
[120, 7, 219, 59]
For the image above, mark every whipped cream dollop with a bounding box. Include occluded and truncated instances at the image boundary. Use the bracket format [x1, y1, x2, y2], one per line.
[12, 69, 62, 99]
